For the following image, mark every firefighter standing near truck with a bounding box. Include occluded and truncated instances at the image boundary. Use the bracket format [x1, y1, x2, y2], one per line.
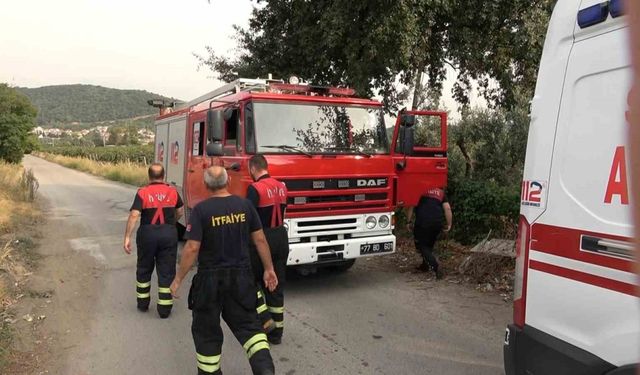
[246, 155, 289, 345]
[124, 163, 184, 318]
[406, 187, 452, 280]
[170, 166, 278, 375]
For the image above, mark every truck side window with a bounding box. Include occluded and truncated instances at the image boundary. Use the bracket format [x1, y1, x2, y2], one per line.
[225, 111, 238, 147]
[245, 103, 256, 154]
[192, 121, 205, 156]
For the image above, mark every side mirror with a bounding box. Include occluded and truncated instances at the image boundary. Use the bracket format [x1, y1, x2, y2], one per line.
[207, 110, 224, 142]
[401, 114, 416, 128]
[223, 107, 237, 122]
[399, 126, 415, 155]
[206, 142, 224, 157]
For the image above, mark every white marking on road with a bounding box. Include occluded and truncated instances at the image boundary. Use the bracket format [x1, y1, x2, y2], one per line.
[69, 238, 107, 263]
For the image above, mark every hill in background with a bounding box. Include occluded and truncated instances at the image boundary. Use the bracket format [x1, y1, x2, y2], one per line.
[17, 84, 179, 125]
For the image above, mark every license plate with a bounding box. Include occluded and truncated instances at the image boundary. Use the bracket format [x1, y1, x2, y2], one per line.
[360, 242, 393, 255]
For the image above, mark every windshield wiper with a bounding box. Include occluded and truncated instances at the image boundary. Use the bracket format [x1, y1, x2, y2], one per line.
[324, 147, 372, 158]
[262, 145, 313, 158]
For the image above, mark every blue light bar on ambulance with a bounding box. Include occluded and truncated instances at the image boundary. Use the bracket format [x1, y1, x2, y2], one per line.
[578, 2, 609, 29]
[609, 0, 624, 18]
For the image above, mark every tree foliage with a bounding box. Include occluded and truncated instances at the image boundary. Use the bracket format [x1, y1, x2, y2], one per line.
[17, 85, 177, 125]
[198, 0, 554, 111]
[445, 105, 529, 244]
[0, 84, 37, 163]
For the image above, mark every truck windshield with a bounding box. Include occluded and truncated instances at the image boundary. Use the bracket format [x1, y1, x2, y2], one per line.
[252, 102, 389, 155]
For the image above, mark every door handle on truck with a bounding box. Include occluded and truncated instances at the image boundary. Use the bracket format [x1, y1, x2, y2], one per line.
[581, 235, 634, 260]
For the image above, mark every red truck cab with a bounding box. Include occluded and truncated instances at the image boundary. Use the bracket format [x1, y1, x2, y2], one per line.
[153, 78, 447, 270]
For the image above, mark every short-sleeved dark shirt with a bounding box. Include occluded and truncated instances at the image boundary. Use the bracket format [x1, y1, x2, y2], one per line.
[415, 188, 448, 227]
[130, 182, 184, 226]
[185, 195, 262, 269]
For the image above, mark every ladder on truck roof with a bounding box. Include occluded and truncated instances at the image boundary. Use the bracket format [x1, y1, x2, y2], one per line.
[178, 78, 284, 109]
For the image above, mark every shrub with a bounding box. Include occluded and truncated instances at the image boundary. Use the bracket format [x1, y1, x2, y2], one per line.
[447, 177, 520, 245]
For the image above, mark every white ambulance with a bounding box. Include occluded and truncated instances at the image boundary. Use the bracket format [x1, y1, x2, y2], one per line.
[503, 0, 638, 374]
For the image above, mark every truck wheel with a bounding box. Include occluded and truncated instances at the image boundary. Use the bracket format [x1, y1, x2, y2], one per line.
[331, 259, 356, 272]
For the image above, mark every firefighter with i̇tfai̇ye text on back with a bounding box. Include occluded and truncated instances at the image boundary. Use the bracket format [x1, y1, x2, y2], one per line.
[170, 166, 278, 375]
[246, 154, 290, 345]
[124, 163, 184, 318]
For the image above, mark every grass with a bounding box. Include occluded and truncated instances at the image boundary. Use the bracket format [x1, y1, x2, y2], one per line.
[35, 152, 148, 186]
[0, 161, 41, 370]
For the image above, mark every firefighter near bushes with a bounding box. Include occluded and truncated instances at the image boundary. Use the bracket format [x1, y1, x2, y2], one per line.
[246, 154, 289, 344]
[123, 163, 184, 318]
[170, 166, 278, 375]
[406, 187, 452, 280]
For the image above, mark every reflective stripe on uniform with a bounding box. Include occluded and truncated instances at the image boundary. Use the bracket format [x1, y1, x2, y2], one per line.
[243, 333, 268, 353]
[197, 361, 221, 373]
[274, 320, 284, 328]
[137, 293, 150, 299]
[157, 299, 173, 306]
[257, 304, 268, 314]
[137, 281, 151, 288]
[268, 306, 284, 314]
[197, 353, 221, 364]
[257, 290, 263, 299]
[158, 287, 171, 294]
[247, 342, 270, 358]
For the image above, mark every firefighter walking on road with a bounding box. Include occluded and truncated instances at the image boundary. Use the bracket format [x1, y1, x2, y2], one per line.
[170, 166, 278, 375]
[246, 155, 289, 345]
[406, 187, 452, 280]
[124, 163, 184, 318]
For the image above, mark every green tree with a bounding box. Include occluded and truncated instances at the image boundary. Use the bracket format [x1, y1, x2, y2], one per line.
[198, 0, 554, 111]
[0, 84, 38, 163]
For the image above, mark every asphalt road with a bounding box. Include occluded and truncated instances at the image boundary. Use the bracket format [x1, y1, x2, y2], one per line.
[22, 155, 510, 375]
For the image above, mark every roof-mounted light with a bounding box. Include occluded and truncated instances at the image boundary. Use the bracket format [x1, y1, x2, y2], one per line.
[268, 83, 355, 97]
[577, 2, 609, 29]
[289, 76, 300, 85]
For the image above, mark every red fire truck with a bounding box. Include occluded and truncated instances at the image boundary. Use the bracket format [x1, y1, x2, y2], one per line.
[151, 78, 447, 271]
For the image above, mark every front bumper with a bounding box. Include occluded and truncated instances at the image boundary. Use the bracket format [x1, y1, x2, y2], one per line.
[504, 324, 619, 375]
[287, 234, 395, 266]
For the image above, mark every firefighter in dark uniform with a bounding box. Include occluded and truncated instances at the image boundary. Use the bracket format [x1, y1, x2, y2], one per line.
[406, 187, 453, 280]
[246, 155, 289, 345]
[170, 166, 278, 375]
[124, 163, 184, 318]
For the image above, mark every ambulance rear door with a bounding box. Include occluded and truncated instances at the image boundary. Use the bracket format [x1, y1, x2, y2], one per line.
[525, 3, 638, 367]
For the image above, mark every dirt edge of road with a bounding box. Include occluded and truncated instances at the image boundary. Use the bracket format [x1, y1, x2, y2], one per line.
[3, 198, 103, 375]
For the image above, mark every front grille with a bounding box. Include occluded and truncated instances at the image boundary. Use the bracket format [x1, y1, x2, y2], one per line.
[298, 218, 355, 227]
[282, 177, 388, 191]
[290, 216, 362, 237]
[288, 193, 387, 205]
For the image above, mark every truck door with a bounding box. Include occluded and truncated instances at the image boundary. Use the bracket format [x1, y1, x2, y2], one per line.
[391, 110, 447, 207]
[166, 116, 187, 192]
[186, 113, 208, 209]
[154, 122, 169, 170]
[217, 107, 247, 196]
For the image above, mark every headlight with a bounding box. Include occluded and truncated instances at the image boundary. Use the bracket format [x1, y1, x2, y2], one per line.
[378, 215, 390, 228]
[365, 216, 377, 229]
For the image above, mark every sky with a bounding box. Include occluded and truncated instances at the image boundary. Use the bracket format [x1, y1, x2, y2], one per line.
[0, 0, 253, 100]
[0, 0, 478, 117]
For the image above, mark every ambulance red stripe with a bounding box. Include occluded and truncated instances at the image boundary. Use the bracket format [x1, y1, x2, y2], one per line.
[529, 260, 637, 297]
[530, 224, 633, 273]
